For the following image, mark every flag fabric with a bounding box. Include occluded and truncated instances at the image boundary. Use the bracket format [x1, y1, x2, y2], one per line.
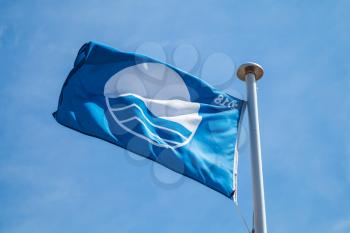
[53, 42, 245, 198]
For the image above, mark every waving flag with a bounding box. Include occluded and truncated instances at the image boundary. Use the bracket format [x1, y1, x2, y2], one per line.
[53, 42, 245, 198]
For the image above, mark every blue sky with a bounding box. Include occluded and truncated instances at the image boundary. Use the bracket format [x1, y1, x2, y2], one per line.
[1, 0, 350, 233]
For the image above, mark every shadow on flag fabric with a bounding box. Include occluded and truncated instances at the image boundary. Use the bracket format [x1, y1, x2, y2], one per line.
[53, 42, 245, 199]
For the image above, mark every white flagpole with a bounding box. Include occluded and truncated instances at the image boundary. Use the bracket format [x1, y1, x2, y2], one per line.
[237, 63, 267, 233]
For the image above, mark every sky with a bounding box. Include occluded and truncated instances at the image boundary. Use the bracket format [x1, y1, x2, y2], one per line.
[0, 0, 350, 233]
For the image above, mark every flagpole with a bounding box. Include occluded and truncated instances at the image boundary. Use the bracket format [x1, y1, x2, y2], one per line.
[237, 63, 267, 233]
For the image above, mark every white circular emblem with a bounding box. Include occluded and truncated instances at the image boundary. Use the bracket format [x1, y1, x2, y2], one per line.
[104, 63, 202, 148]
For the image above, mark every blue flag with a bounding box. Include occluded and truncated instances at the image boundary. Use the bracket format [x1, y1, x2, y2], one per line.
[53, 42, 245, 198]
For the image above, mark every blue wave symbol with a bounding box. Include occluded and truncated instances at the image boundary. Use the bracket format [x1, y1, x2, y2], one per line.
[107, 94, 194, 147]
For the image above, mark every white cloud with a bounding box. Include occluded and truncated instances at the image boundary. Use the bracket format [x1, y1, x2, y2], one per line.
[333, 218, 350, 233]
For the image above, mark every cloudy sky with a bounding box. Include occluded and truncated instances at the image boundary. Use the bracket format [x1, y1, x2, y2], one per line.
[1, 0, 350, 233]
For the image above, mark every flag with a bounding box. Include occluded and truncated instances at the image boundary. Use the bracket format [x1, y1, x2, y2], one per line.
[53, 42, 245, 198]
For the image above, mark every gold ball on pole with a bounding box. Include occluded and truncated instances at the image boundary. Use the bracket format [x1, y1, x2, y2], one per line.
[237, 62, 264, 81]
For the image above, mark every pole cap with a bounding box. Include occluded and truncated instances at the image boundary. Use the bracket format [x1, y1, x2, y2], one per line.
[237, 62, 264, 81]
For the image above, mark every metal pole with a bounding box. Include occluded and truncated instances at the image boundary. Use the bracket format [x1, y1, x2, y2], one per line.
[237, 63, 267, 233]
